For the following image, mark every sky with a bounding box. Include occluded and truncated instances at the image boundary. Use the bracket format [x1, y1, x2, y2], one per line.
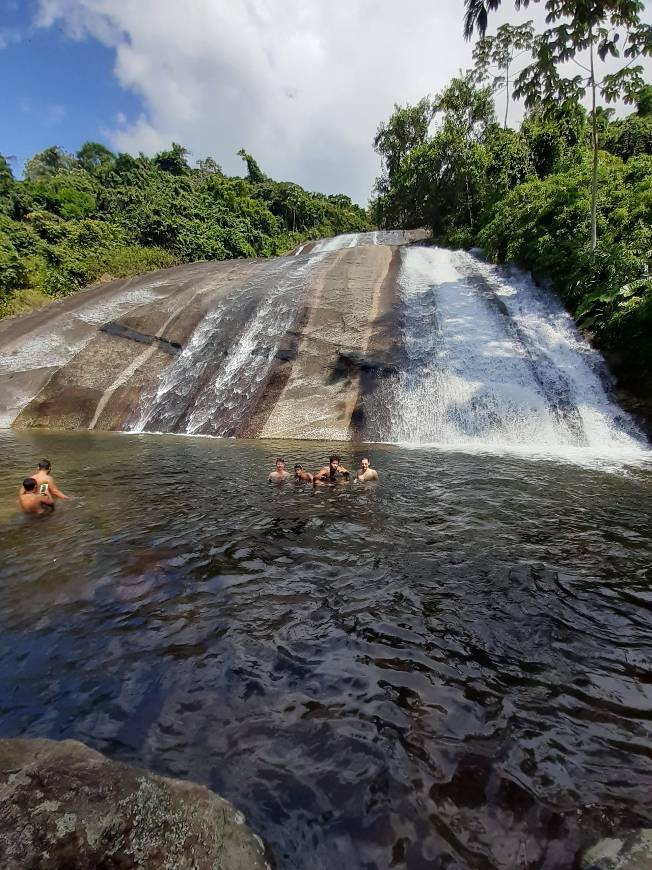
[1, 0, 650, 204]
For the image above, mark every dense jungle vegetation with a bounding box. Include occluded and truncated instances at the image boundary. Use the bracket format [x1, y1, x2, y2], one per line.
[0, 144, 369, 317]
[371, 0, 651, 372]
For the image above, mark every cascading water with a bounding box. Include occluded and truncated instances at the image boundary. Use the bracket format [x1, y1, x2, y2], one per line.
[364, 246, 646, 457]
[311, 229, 408, 252]
[129, 253, 324, 436]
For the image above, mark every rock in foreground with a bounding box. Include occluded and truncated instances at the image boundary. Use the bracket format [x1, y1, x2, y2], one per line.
[581, 829, 652, 869]
[0, 738, 268, 870]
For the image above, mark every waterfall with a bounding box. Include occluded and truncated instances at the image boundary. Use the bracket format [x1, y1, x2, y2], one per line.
[363, 246, 646, 457]
[129, 253, 324, 437]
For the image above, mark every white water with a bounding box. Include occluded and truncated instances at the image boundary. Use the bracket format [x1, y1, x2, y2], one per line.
[311, 230, 407, 253]
[129, 252, 326, 436]
[365, 246, 648, 461]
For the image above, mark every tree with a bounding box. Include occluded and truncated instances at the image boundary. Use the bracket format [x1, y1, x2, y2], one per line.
[76, 142, 114, 172]
[24, 146, 75, 181]
[513, 0, 652, 250]
[464, 0, 504, 40]
[636, 83, 652, 116]
[473, 21, 535, 127]
[464, 0, 652, 251]
[154, 143, 190, 175]
[0, 155, 16, 215]
[373, 98, 434, 181]
[196, 156, 222, 179]
[237, 149, 267, 183]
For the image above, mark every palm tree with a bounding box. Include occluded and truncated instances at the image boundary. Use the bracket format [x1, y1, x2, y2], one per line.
[464, 0, 503, 40]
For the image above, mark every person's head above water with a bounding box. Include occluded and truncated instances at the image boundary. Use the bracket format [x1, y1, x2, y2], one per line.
[329, 454, 340, 468]
[23, 477, 37, 492]
[275, 457, 285, 470]
[38, 459, 51, 471]
[361, 457, 370, 471]
[294, 464, 303, 471]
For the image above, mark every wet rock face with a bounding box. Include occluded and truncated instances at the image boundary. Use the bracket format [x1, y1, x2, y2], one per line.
[581, 830, 652, 869]
[0, 738, 268, 870]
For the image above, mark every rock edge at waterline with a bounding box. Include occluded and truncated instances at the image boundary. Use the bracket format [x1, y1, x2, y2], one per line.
[0, 737, 269, 870]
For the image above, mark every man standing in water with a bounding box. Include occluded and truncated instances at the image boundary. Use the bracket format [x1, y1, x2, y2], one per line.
[18, 477, 54, 515]
[268, 457, 290, 482]
[24, 459, 71, 503]
[294, 464, 313, 483]
[356, 457, 379, 482]
[314, 454, 350, 483]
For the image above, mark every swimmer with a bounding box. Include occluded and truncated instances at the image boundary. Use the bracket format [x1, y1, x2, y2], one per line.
[18, 477, 54, 515]
[314, 454, 350, 483]
[294, 464, 313, 483]
[268, 457, 290, 483]
[24, 459, 71, 502]
[356, 456, 379, 482]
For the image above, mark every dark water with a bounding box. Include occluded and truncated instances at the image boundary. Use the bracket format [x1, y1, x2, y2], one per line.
[1, 430, 652, 869]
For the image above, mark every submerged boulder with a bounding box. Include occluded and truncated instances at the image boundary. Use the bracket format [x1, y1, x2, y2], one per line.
[581, 830, 652, 869]
[0, 738, 268, 870]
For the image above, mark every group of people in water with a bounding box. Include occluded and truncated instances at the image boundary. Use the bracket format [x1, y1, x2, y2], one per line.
[268, 454, 379, 485]
[17, 453, 377, 515]
[17, 459, 71, 515]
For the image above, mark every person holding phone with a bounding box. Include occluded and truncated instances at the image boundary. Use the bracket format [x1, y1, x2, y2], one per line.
[18, 477, 55, 515]
[23, 459, 71, 502]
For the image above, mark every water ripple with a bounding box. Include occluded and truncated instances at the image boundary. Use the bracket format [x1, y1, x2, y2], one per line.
[1, 430, 651, 869]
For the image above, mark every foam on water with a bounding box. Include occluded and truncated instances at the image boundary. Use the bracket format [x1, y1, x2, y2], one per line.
[364, 246, 648, 463]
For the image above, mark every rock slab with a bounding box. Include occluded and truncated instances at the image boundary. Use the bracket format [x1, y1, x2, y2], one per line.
[582, 830, 652, 870]
[0, 738, 268, 870]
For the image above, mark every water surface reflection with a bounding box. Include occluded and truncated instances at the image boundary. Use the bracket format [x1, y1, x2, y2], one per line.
[1, 431, 651, 869]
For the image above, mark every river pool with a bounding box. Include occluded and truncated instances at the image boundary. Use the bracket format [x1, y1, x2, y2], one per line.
[1, 430, 651, 868]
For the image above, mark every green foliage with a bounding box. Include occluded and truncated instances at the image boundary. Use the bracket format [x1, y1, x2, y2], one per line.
[0, 140, 369, 317]
[372, 70, 652, 369]
[472, 21, 535, 127]
[237, 149, 267, 183]
[373, 98, 434, 181]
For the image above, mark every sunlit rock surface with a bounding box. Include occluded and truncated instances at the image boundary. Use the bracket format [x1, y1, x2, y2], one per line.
[0, 228, 646, 457]
[0, 737, 268, 870]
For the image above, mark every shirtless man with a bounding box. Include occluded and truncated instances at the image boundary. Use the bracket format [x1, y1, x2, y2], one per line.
[18, 477, 55, 515]
[356, 456, 379, 481]
[314, 454, 350, 484]
[268, 457, 290, 483]
[294, 464, 313, 483]
[27, 459, 71, 502]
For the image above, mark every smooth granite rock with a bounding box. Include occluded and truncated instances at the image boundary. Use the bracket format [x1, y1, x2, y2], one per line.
[0, 738, 268, 870]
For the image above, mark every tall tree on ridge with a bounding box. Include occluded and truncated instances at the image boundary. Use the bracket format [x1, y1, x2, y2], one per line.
[472, 21, 535, 127]
[464, 0, 652, 250]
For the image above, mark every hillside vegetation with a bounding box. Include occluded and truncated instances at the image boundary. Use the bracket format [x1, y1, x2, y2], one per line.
[0, 143, 369, 317]
[371, 81, 652, 375]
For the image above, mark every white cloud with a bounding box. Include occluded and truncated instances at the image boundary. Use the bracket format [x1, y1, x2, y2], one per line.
[33, 0, 652, 204]
[0, 26, 21, 49]
[46, 103, 67, 125]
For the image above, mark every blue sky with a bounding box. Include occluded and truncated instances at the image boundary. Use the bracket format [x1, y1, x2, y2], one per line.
[0, 0, 140, 177]
[2, 0, 650, 202]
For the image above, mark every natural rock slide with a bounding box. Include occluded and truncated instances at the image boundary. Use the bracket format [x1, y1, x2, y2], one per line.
[0, 229, 646, 455]
[0, 231, 419, 439]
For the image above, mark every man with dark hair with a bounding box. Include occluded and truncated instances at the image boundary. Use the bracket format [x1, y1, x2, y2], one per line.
[268, 457, 290, 483]
[18, 477, 54, 515]
[356, 457, 379, 482]
[26, 459, 71, 502]
[314, 454, 350, 483]
[294, 464, 313, 483]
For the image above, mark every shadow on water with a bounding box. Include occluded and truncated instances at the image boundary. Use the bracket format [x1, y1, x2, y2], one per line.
[1, 430, 652, 869]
